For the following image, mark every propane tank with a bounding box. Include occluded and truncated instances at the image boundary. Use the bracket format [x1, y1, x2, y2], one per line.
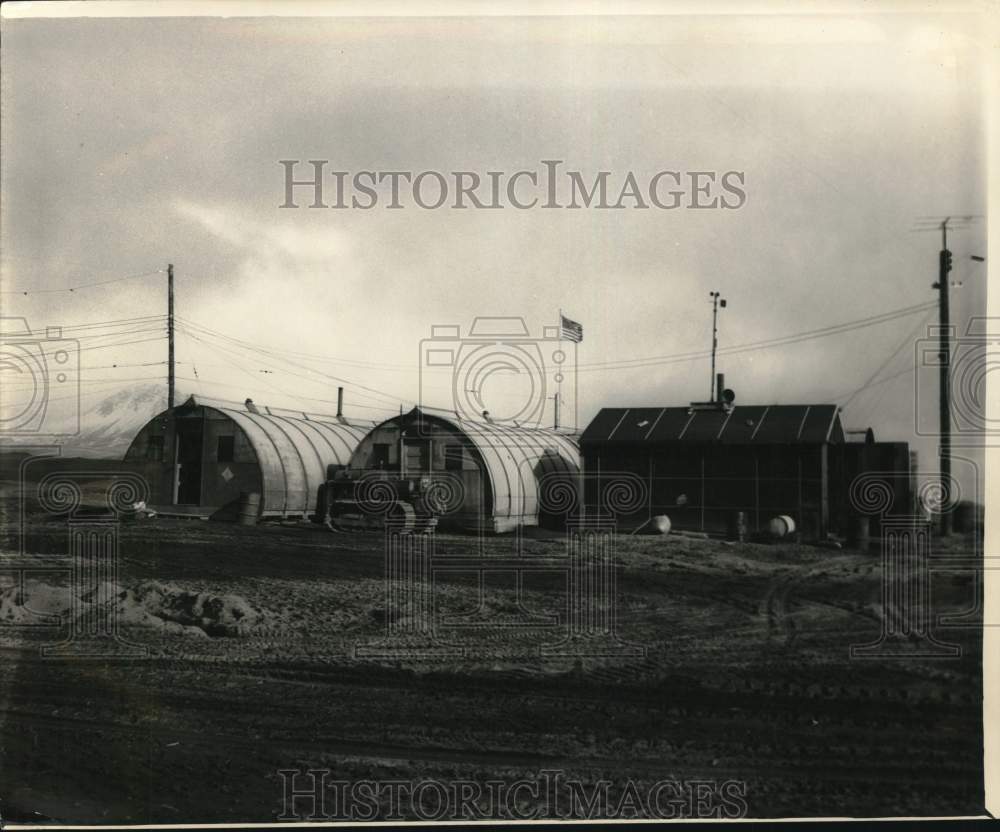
[768, 515, 796, 539]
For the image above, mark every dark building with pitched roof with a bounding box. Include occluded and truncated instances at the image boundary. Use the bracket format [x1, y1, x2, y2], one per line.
[579, 401, 911, 539]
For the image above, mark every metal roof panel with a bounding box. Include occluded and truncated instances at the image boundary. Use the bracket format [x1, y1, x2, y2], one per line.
[610, 408, 666, 441]
[718, 405, 771, 443]
[645, 408, 697, 441]
[579, 408, 630, 442]
[583, 404, 843, 445]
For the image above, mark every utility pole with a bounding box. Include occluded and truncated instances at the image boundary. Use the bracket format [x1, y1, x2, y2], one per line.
[553, 391, 560, 430]
[167, 263, 175, 409]
[911, 213, 987, 536]
[913, 213, 983, 536]
[936, 222, 953, 536]
[709, 291, 727, 401]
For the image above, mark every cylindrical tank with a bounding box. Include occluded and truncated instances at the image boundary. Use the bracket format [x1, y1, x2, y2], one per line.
[238, 491, 261, 525]
[848, 515, 870, 552]
[727, 511, 748, 542]
[651, 515, 672, 535]
[768, 514, 796, 539]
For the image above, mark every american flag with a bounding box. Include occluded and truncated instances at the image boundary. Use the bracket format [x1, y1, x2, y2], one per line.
[560, 314, 583, 343]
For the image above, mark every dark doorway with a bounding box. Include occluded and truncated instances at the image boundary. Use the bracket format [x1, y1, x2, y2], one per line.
[174, 418, 204, 505]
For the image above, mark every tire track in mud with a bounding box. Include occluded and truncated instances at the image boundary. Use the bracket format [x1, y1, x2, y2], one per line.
[0, 519, 983, 819]
[9, 649, 975, 739]
[1, 693, 977, 791]
[764, 556, 879, 646]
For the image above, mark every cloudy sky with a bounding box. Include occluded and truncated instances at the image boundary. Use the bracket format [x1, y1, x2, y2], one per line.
[0, 6, 990, 486]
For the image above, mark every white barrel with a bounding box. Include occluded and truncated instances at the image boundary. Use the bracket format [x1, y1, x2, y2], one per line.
[768, 514, 796, 539]
[651, 514, 672, 535]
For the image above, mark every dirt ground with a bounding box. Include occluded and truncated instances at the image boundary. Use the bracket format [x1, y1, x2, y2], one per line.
[0, 465, 985, 823]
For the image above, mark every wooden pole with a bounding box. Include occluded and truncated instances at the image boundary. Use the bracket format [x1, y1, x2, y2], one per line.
[167, 263, 175, 409]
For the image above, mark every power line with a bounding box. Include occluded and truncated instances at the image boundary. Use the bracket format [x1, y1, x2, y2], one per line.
[576, 300, 937, 372]
[831, 366, 916, 408]
[15, 333, 167, 362]
[174, 377, 399, 415]
[70, 325, 167, 341]
[0, 268, 165, 295]
[3, 376, 168, 404]
[175, 312, 416, 370]
[2, 373, 169, 390]
[177, 319, 408, 406]
[181, 328, 321, 410]
[179, 327, 407, 411]
[25, 314, 166, 333]
[80, 360, 168, 371]
[840, 309, 936, 410]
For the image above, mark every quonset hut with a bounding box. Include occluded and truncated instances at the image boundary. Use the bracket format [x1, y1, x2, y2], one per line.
[124, 395, 373, 520]
[338, 406, 582, 533]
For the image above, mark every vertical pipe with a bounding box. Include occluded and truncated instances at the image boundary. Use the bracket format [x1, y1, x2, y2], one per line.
[797, 453, 803, 538]
[700, 452, 706, 531]
[819, 444, 829, 538]
[754, 453, 760, 531]
[337, 386, 344, 419]
[710, 295, 718, 401]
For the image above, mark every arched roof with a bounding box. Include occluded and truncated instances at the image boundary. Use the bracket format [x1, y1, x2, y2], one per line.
[216, 405, 372, 516]
[129, 396, 374, 516]
[365, 407, 582, 525]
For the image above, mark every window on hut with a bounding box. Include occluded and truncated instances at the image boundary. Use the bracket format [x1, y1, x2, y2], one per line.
[217, 435, 235, 463]
[146, 435, 165, 462]
[371, 443, 391, 469]
[445, 445, 465, 471]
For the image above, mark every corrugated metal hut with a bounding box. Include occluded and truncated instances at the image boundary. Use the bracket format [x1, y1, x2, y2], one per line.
[124, 395, 372, 519]
[580, 402, 910, 538]
[344, 406, 581, 532]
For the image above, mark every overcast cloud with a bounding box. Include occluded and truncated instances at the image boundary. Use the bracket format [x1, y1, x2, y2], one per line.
[0, 12, 989, 486]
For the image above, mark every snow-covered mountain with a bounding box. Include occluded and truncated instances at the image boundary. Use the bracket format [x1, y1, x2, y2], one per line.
[72, 383, 174, 457]
[1, 382, 180, 460]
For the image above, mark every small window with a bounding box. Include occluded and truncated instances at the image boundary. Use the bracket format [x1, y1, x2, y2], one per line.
[146, 435, 165, 462]
[445, 445, 464, 471]
[217, 435, 235, 462]
[404, 441, 429, 472]
[371, 443, 391, 469]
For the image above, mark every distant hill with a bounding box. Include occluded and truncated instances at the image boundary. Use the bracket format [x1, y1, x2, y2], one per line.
[0, 382, 177, 461]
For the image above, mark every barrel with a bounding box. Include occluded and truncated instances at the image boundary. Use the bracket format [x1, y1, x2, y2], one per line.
[848, 515, 870, 552]
[651, 514, 672, 535]
[237, 491, 261, 525]
[768, 514, 796, 539]
[727, 511, 748, 542]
